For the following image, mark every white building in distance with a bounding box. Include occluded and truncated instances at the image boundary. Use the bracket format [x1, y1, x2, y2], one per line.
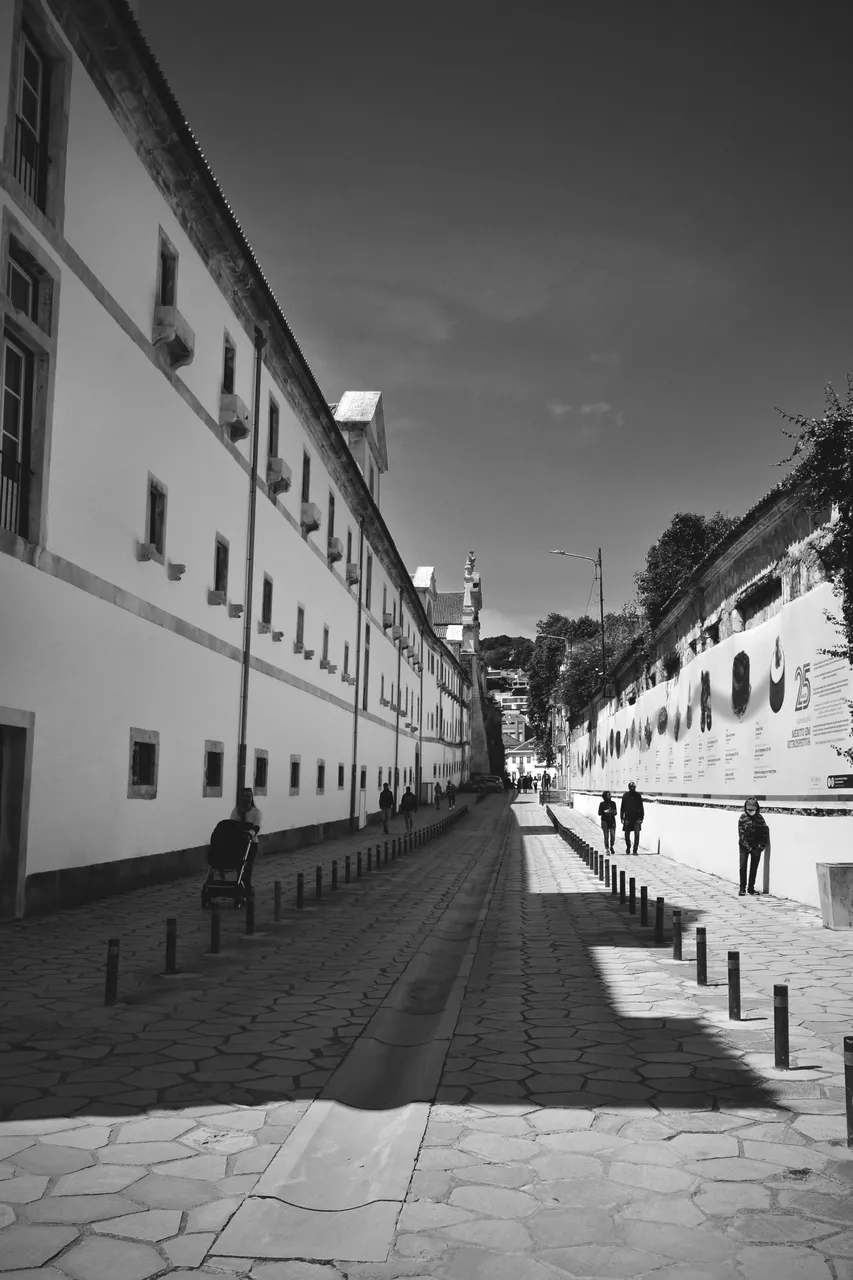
[0, 0, 476, 915]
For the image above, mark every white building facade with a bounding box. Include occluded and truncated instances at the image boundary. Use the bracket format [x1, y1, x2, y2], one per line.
[0, 0, 472, 916]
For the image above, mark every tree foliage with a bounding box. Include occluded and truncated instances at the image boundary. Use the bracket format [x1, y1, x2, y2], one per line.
[526, 613, 600, 760]
[480, 635, 535, 670]
[634, 510, 737, 628]
[777, 378, 853, 763]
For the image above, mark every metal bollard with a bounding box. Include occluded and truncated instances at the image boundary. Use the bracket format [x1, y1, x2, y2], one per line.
[357, 852, 362, 878]
[672, 909, 682, 960]
[104, 938, 120, 1005]
[315, 866, 323, 900]
[654, 897, 664, 945]
[844, 1035, 853, 1148]
[297, 872, 304, 908]
[696, 926, 707, 984]
[640, 885, 648, 925]
[245, 896, 255, 935]
[774, 985, 790, 1069]
[599, 854, 605, 883]
[367, 848, 372, 873]
[728, 951, 741, 1021]
[210, 910, 221, 954]
[274, 880, 282, 922]
[331, 860, 338, 891]
[392, 839, 397, 860]
[611, 862, 618, 896]
[385, 841, 389, 865]
[605, 858, 610, 887]
[345, 855, 351, 883]
[619, 870, 626, 904]
[165, 917, 177, 974]
[629, 877, 636, 914]
[593, 850, 599, 875]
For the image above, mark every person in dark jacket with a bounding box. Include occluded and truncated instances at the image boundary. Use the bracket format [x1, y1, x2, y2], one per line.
[620, 782, 644, 854]
[738, 797, 769, 895]
[446, 781, 457, 811]
[379, 782, 394, 833]
[598, 790, 617, 853]
[399, 785, 417, 832]
[434, 782, 443, 810]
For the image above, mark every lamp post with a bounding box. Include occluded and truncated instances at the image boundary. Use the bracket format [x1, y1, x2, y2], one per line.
[550, 547, 607, 695]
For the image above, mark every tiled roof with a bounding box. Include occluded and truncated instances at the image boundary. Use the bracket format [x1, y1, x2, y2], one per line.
[434, 592, 464, 626]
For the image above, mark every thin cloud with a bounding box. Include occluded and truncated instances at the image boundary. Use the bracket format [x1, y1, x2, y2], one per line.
[580, 401, 612, 416]
[547, 400, 572, 418]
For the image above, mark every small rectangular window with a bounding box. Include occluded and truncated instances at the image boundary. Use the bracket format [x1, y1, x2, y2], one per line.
[128, 728, 159, 799]
[317, 760, 325, 794]
[158, 237, 177, 307]
[146, 477, 166, 559]
[322, 625, 330, 662]
[253, 749, 268, 795]
[360, 767, 367, 790]
[296, 605, 305, 646]
[222, 334, 236, 394]
[383, 585, 388, 617]
[301, 451, 311, 504]
[268, 396, 279, 459]
[203, 739, 224, 798]
[346, 528, 353, 564]
[290, 755, 301, 795]
[6, 255, 37, 320]
[393, 601, 397, 626]
[365, 554, 373, 610]
[214, 536, 229, 594]
[343, 642, 350, 675]
[328, 490, 335, 539]
[338, 763, 345, 789]
[262, 575, 273, 626]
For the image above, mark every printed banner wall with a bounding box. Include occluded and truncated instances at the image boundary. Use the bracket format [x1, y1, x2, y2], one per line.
[571, 582, 853, 799]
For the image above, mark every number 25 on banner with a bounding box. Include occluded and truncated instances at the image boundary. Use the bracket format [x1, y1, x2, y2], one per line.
[794, 663, 811, 712]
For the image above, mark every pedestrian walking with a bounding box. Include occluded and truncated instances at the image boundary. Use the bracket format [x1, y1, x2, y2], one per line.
[446, 781, 457, 810]
[620, 781, 644, 855]
[400, 785, 417, 833]
[379, 781, 394, 833]
[230, 787, 262, 891]
[533, 776, 539, 793]
[434, 782, 443, 810]
[738, 797, 769, 896]
[598, 789, 617, 854]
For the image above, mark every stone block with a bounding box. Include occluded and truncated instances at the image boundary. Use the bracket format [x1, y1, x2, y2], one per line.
[816, 863, 853, 929]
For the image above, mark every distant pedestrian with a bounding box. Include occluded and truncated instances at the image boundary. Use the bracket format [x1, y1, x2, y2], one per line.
[400, 785, 417, 833]
[738, 797, 769, 896]
[620, 782, 644, 855]
[533, 776, 539, 793]
[446, 781, 457, 810]
[230, 787, 262, 891]
[379, 781, 394, 833]
[434, 782, 443, 810]
[598, 790, 617, 854]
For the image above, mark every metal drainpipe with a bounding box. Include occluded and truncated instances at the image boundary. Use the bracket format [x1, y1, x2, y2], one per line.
[236, 323, 267, 800]
[418, 634, 424, 810]
[393, 586, 403, 804]
[348, 519, 366, 832]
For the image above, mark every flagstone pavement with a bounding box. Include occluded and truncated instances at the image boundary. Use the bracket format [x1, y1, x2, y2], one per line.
[1, 793, 852, 1279]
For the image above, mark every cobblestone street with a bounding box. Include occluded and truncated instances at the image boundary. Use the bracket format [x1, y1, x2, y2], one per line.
[1, 794, 852, 1279]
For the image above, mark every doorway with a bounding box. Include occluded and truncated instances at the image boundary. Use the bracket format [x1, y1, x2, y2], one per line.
[0, 710, 34, 919]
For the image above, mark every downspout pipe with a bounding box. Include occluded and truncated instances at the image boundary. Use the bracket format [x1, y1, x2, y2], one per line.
[418, 634, 424, 810]
[236, 323, 267, 800]
[349, 519, 366, 832]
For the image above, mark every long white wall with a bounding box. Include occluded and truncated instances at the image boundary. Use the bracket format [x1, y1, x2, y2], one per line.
[0, 0, 468, 903]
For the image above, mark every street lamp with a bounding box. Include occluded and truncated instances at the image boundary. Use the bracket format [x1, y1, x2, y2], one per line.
[550, 547, 607, 695]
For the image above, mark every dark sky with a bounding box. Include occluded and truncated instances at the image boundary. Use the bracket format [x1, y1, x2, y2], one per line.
[138, 0, 853, 636]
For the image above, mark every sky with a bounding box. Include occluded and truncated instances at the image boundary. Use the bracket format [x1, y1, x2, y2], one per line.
[138, 0, 853, 638]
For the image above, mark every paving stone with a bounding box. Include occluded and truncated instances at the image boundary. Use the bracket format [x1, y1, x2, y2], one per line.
[528, 1207, 616, 1246]
[433, 1249, 556, 1279]
[741, 1141, 828, 1169]
[735, 1244, 833, 1280]
[397, 1200, 474, 1231]
[55, 1236, 164, 1280]
[0, 1174, 49, 1202]
[12, 1146, 94, 1176]
[530, 1175, 647, 1210]
[40, 1128, 112, 1151]
[683, 1157, 777, 1181]
[410, 1169, 453, 1199]
[607, 1140, 682, 1167]
[394, 1233, 449, 1260]
[668, 1132, 739, 1160]
[252, 1265, 351, 1280]
[619, 1195, 706, 1227]
[816, 1231, 853, 1256]
[456, 1133, 540, 1162]
[452, 1163, 531, 1188]
[729, 1213, 834, 1243]
[115, 1118, 197, 1143]
[51, 1165, 146, 1196]
[530, 1152, 603, 1181]
[542, 1243, 670, 1277]
[448, 1184, 538, 1218]
[780, 1191, 853, 1226]
[0, 1224, 79, 1270]
[99, 1142, 194, 1165]
[442, 1217, 534, 1252]
[793, 1114, 849, 1142]
[92, 1208, 182, 1240]
[622, 1220, 734, 1262]
[124, 1173, 219, 1210]
[183, 1127, 257, 1156]
[0, 1138, 36, 1160]
[528, 1109, 595, 1133]
[163, 1233, 216, 1267]
[26, 1194, 142, 1224]
[609, 1162, 697, 1193]
[156, 1154, 228, 1181]
[200, 1110, 266, 1131]
[0, 1204, 14, 1228]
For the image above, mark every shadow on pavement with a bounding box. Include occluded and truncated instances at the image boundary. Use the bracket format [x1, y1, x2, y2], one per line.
[0, 797, 770, 1125]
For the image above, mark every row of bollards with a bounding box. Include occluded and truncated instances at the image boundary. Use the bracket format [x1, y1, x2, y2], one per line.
[103, 804, 469, 1007]
[543, 806, 851, 1139]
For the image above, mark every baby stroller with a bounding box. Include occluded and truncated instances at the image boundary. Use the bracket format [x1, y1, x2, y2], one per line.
[201, 819, 256, 909]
